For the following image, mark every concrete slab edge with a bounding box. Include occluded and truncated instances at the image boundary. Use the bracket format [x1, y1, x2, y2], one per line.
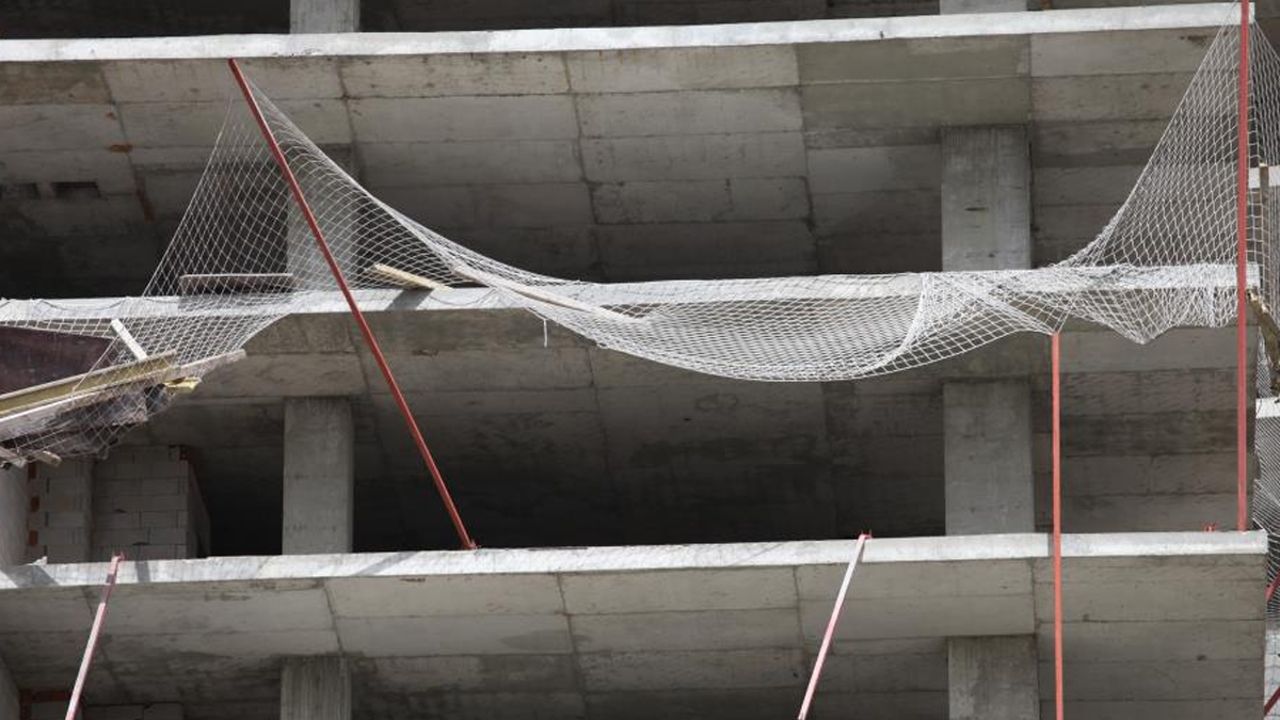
[0, 530, 1263, 591]
[0, 3, 1237, 63]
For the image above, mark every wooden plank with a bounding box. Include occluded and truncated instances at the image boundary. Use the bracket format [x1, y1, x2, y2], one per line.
[110, 319, 148, 360]
[178, 273, 295, 295]
[451, 266, 636, 323]
[0, 350, 245, 446]
[365, 263, 450, 291]
[0, 353, 176, 417]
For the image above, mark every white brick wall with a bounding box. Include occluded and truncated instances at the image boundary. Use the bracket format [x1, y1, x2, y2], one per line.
[92, 446, 210, 561]
[26, 460, 93, 563]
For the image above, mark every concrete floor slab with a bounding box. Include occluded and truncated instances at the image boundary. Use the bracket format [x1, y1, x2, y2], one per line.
[0, 531, 1263, 719]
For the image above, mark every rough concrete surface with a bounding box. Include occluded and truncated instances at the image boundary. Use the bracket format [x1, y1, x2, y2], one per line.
[0, 531, 1264, 719]
[0, 5, 1228, 297]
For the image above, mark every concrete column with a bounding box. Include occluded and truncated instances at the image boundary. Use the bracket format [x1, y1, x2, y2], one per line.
[281, 657, 350, 720]
[943, 382, 1034, 534]
[941, 127, 1031, 271]
[941, 126, 1037, 720]
[940, 0, 1026, 14]
[285, 149, 358, 288]
[941, 126, 1034, 536]
[283, 397, 354, 554]
[948, 636, 1039, 720]
[290, 0, 359, 32]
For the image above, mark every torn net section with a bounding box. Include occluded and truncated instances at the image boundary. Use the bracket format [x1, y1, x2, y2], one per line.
[0, 21, 1276, 530]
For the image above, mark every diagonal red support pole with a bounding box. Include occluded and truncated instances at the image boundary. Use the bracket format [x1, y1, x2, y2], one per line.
[1238, 0, 1253, 532]
[1052, 332, 1064, 720]
[227, 58, 476, 550]
[64, 553, 124, 720]
[797, 533, 869, 720]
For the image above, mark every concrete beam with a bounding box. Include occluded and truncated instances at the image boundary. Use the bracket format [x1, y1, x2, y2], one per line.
[0, 5, 1233, 61]
[281, 656, 350, 720]
[282, 397, 354, 554]
[290, 0, 359, 33]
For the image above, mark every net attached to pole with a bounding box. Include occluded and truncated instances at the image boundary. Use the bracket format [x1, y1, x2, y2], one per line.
[0, 19, 1275, 508]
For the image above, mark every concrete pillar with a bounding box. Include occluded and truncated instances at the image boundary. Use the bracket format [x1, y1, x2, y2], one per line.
[948, 636, 1039, 720]
[282, 398, 354, 554]
[941, 127, 1031, 271]
[940, 0, 1026, 14]
[943, 382, 1034, 534]
[940, 126, 1037, 720]
[290, 0, 359, 32]
[285, 149, 358, 288]
[941, 126, 1034, 536]
[281, 657, 350, 720]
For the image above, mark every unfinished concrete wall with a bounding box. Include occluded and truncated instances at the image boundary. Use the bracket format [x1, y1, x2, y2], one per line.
[1032, 328, 1243, 533]
[26, 460, 93, 563]
[92, 446, 211, 561]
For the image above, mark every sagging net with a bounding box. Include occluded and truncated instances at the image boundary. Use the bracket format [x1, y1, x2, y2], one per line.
[3, 17, 1280, 562]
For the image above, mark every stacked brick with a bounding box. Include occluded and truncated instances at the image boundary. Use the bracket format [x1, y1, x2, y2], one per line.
[90, 446, 210, 561]
[25, 459, 93, 563]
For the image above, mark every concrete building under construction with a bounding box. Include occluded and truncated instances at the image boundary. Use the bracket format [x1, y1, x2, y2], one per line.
[0, 0, 1273, 719]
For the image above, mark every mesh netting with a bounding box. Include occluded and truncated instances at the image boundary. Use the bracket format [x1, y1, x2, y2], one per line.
[0, 20, 1276, 502]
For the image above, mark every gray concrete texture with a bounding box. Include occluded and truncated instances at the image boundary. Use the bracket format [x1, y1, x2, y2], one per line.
[282, 398, 355, 554]
[0, 0, 1226, 39]
[71, 290, 1244, 554]
[0, 5, 1230, 298]
[0, 531, 1264, 720]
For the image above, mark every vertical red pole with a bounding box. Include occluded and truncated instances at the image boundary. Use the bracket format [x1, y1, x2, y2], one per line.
[227, 59, 476, 549]
[1238, 0, 1253, 532]
[1052, 333, 1064, 720]
[64, 553, 124, 720]
[797, 533, 869, 720]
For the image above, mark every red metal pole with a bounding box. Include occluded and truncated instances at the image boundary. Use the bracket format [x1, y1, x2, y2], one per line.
[797, 533, 869, 720]
[1266, 684, 1280, 716]
[227, 58, 477, 550]
[1238, 0, 1253, 532]
[64, 553, 124, 720]
[1052, 332, 1064, 720]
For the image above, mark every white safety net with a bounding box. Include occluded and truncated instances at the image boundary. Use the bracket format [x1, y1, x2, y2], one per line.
[1, 18, 1278, 517]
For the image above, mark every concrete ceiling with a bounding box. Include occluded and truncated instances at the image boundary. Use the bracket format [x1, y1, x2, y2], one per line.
[0, 531, 1263, 720]
[0, 5, 1227, 297]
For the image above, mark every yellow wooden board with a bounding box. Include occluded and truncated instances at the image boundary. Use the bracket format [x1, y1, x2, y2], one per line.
[0, 353, 176, 418]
